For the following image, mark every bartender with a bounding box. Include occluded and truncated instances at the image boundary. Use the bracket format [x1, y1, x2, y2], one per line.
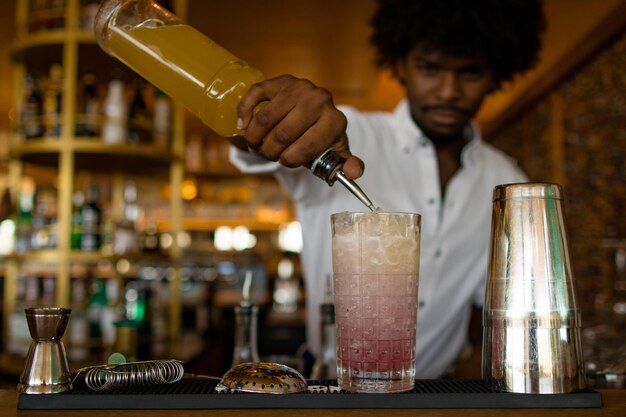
[229, 0, 545, 378]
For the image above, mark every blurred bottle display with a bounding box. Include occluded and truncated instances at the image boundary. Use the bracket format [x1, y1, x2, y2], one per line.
[22, 73, 44, 139]
[75, 73, 101, 137]
[19, 68, 177, 145]
[231, 304, 260, 367]
[68, 279, 90, 361]
[15, 179, 36, 253]
[8, 278, 32, 356]
[114, 180, 140, 255]
[102, 76, 127, 144]
[310, 275, 337, 381]
[120, 279, 152, 359]
[141, 219, 160, 253]
[185, 134, 204, 172]
[70, 190, 85, 250]
[43, 64, 63, 138]
[47, 0, 67, 29]
[86, 277, 118, 355]
[127, 79, 151, 144]
[26, 0, 68, 32]
[30, 184, 58, 250]
[79, 1, 100, 31]
[80, 184, 102, 251]
[272, 256, 301, 314]
[152, 90, 171, 148]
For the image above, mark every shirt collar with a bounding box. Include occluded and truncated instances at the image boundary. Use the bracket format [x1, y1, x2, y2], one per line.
[392, 98, 483, 165]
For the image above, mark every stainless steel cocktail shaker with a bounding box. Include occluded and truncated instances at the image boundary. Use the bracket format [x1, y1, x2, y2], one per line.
[482, 183, 586, 393]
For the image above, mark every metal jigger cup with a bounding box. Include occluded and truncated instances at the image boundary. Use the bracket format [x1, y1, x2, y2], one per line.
[17, 307, 73, 394]
[482, 183, 587, 393]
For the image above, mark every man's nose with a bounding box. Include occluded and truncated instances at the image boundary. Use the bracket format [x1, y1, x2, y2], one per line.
[435, 71, 461, 101]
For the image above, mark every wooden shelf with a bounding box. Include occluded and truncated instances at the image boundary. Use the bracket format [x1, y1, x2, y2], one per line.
[158, 217, 291, 233]
[3, 0, 188, 360]
[10, 141, 176, 175]
[11, 28, 95, 52]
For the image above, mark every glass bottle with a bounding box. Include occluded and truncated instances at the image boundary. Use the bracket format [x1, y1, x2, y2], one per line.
[127, 79, 151, 144]
[94, 0, 374, 210]
[114, 181, 139, 255]
[231, 304, 260, 367]
[231, 270, 260, 366]
[311, 275, 337, 381]
[22, 73, 44, 140]
[80, 184, 102, 252]
[153, 90, 171, 148]
[68, 279, 89, 361]
[102, 76, 127, 144]
[75, 73, 100, 137]
[70, 190, 84, 250]
[43, 64, 63, 138]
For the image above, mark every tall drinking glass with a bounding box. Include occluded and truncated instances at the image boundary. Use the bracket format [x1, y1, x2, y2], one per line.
[331, 211, 421, 393]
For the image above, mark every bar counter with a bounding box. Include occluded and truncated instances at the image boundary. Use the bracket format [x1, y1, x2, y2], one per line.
[1, 389, 625, 417]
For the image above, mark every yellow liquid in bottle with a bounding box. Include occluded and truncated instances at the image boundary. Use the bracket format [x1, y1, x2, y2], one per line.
[102, 23, 264, 137]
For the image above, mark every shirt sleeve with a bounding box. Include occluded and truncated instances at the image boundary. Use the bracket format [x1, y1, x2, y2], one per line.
[228, 145, 281, 174]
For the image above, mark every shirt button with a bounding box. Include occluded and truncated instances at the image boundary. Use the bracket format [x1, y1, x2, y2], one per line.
[419, 300, 425, 309]
[403, 147, 410, 154]
[428, 198, 436, 205]
[434, 249, 442, 258]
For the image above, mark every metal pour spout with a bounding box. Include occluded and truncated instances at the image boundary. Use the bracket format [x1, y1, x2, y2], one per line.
[310, 149, 376, 212]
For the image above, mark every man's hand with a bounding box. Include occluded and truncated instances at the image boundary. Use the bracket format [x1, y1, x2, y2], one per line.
[235, 75, 364, 180]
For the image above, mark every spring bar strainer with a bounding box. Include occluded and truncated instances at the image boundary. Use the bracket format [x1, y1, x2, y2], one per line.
[74, 359, 185, 391]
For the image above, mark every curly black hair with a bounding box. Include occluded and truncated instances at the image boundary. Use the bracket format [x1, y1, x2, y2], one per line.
[369, 0, 546, 84]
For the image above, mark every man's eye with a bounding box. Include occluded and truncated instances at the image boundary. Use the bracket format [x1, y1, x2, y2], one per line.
[461, 68, 485, 80]
[417, 63, 439, 74]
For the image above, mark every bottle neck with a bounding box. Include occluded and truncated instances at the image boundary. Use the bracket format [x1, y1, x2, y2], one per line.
[231, 305, 259, 366]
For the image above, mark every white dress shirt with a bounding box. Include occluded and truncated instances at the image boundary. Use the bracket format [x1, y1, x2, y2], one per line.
[230, 99, 527, 378]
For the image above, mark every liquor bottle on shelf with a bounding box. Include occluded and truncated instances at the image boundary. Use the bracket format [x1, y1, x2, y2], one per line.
[119, 279, 151, 359]
[28, 0, 52, 33]
[68, 279, 90, 361]
[185, 134, 204, 172]
[102, 76, 127, 144]
[21, 73, 44, 140]
[127, 79, 151, 144]
[272, 256, 300, 314]
[310, 275, 337, 381]
[75, 73, 101, 137]
[43, 64, 63, 138]
[15, 178, 37, 253]
[152, 90, 171, 148]
[70, 190, 84, 250]
[80, 184, 102, 251]
[141, 219, 160, 253]
[87, 277, 119, 356]
[30, 185, 58, 250]
[7, 277, 32, 356]
[86, 278, 107, 352]
[47, 0, 67, 30]
[80, 1, 100, 31]
[113, 181, 140, 255]
[231, 271, 260, 367]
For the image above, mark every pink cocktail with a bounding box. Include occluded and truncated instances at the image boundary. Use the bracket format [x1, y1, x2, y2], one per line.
[331, 211, 421, 393]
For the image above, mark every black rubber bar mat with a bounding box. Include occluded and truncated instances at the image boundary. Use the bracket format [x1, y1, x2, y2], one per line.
[18, 379, 603, 409]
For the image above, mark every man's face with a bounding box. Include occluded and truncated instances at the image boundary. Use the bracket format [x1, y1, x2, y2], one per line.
[394, 47, 497, 144]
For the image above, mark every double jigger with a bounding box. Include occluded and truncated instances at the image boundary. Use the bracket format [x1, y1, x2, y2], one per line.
[18, 307, 73, 394]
